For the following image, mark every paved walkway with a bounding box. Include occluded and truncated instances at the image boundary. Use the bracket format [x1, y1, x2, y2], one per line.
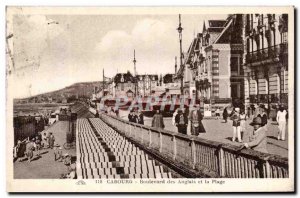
[13, 121, 75, 179]
[118, 110, 288, 158]
[13, 102, 94, 179]
[143, 117, 288, 158]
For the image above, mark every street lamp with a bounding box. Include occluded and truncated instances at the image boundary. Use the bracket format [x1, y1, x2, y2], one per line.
[133, 50, 137, 96]
[177, 14, 184, 95]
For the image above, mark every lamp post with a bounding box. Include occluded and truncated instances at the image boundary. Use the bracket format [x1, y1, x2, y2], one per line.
[133, 50, 137, 96]
[177, 14, 184, 95]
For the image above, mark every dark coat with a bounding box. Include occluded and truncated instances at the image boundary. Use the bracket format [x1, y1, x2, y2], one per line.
[138, 113, 144, 125]
[175, 113, 188, 134]
[223, 108, 228, 119]
[151, 113, 164, 129]
[175, 113, 188, 126]
[128, 113, 134, 122]
[258, 114, 268, 126]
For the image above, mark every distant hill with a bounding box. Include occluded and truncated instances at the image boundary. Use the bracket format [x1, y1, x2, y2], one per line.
[14, 81, 104, 104]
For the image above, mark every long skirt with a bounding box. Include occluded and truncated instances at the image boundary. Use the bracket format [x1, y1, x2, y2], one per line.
[26, 150, 33, 159]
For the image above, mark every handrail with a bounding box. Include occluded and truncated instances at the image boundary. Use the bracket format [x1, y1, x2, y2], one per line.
[90, 108, 288, 178]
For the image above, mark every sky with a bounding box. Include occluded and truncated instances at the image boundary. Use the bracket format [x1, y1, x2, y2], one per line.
[9, 14, 227, 98]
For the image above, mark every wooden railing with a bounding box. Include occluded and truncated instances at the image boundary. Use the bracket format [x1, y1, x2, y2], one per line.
[96, 111, 288, 178]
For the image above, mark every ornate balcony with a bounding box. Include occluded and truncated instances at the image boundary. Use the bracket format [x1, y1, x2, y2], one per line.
[245, 44, 288, 66]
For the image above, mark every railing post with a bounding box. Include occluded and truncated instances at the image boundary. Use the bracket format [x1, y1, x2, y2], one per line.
[159, 130, 162, 153]
[140, 126, 143, 143]
[149, 129, 152, 147]
[265, 160, 271, 178]
[191, 139, 196, 169]
[172, 135, 177, 160]
[218, 147, 225, 177]
[134, 125, 136, 138]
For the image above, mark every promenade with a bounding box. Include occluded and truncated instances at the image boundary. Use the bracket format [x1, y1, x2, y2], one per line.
[13, 121, 72, 179]
[118, 110, 288, 158]
[13, 102, 94, 179]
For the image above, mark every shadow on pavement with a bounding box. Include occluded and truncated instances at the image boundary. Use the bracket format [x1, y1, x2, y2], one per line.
[267, 135, 278, 140]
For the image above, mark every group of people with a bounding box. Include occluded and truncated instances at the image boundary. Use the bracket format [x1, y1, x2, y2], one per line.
[128, 109, 144, 125]
[149, 104, 205, 136]
[172, 105, 205, 136]
[221, 104, 288, 154]
[14, 132, 56, 162]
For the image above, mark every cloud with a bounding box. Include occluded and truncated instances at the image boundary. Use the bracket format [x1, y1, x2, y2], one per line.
[13, 15, 65, 68]
[95, 18, 178, 77]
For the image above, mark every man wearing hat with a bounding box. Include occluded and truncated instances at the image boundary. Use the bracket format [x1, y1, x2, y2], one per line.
[242, 117, 268, 153]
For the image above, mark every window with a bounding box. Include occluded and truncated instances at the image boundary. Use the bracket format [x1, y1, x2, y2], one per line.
[231, 56, 239, 75]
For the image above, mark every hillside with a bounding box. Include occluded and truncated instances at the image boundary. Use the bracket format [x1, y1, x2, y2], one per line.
[14, 81, 104, 104]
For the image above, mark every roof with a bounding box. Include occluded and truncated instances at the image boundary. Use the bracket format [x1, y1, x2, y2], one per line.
[126, 89, 134, 93]
[203, 20, 226, 33]
[214, 18, 233, 44]
[176, 37, 198, 76]
[208, 20, 227, 28]
[163, 74, 174, 84]
[114, 72, 135, 84]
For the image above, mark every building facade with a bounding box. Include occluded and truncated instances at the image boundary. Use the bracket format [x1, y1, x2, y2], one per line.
[243, 14, 288, 110]
[111, 71, 136, 98]
[136, 74, 159, 96]
[175, 15, 245, 107]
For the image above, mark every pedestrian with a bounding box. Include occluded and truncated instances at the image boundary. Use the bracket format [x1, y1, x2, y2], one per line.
[35, 136, 41, 156]
[189, 105, 205, 136]
[54, 146, 63, 161]
[247, 106, 251, 119]
[42, 132, 48, 148]
[137, 110, 144, 125]
[14, 140, 22, 159]
[115, 108, 119, 117]
[133, 109, 139, 123]
[95, 110, 99, 118]
[223, 107, 228, 123]
[128, 110, 134, 122]
[253, 104, 260, 118]
[242, 116, 268, 153]
[54, 146, 58, 161]
[175, 109, 188, 134]
[58, 147, 63, 162]
[14, 139, 26, 161]
[48, 132, 55, 149]
[172, 108, 179, 126]
[258, 107, 268, 127]
[26, 138, 35, 162]
[276, 106, 287, 141]
[215, 107, 221, 120]
[231, 108, 242, 142]
[63, 153, 72, 166]
[239, 110, 247, 141]
[151, 110, 165, 129]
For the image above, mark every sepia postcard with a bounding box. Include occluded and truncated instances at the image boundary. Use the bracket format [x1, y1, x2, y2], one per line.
[6, 6, 295, 192]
